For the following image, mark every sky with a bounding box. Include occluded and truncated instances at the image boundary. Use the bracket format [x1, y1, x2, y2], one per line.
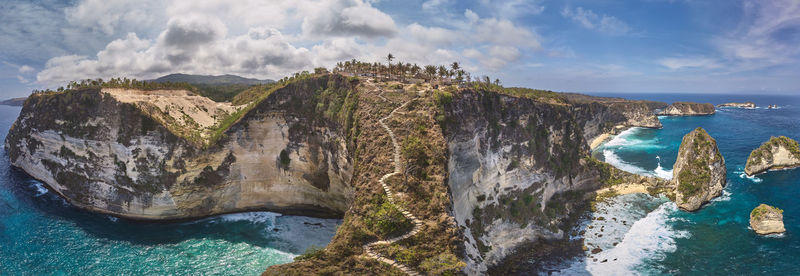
[1, 0, 799, 98]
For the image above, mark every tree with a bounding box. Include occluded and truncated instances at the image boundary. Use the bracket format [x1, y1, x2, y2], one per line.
[424, 65, 437, 81]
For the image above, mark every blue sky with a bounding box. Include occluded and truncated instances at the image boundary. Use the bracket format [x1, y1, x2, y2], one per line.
[1, 0, 799, 98]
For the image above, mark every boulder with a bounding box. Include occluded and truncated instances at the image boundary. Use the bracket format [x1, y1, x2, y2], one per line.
[745, 136, 800, 176]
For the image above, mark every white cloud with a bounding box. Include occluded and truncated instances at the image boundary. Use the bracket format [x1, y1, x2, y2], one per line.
[713, 0, 800, 71]
[561, 6, 631, 35]
[18, 65, 34, 73]
[658, 57, 721, 70]
[299, 0, 397, 38]
[16, 75, 29, 84]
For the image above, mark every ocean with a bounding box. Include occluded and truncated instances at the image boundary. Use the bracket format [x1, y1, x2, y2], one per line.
[0, 105, 340, 275]
[550, 93, 800, 275]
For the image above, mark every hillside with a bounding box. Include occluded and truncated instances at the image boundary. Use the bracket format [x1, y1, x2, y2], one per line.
[0, 97, 27, 106]
[151, 73, 274, 102]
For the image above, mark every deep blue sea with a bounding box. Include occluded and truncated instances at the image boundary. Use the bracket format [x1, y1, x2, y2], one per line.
[551, 93, 800, 275]
[0, 105, 340, 275]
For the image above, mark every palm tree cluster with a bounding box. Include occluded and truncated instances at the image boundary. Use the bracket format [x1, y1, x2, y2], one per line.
[32, 78, 197, 95]
[332, 54, 470, 84]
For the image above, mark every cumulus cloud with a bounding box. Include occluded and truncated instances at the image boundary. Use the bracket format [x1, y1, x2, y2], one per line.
[561, 6, 631, 35]
[299, 0, 397, 38]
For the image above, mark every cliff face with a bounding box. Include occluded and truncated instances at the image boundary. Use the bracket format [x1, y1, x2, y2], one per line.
[5, 75, 357, 220]
[671, 128, 726, 211]
[745, 136, 800, 176]
[444, 90, 634, 273]
[750, 204, 786, 235]
[657, 102, 716, 116]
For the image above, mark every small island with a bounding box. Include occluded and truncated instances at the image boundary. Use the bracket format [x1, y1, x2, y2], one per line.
[745, 136, 800, 176]
[717, 102, 756, 109]
[750, 204, 786, 235]
[671, 127, 727, 211]
[657, 102, 716, 116]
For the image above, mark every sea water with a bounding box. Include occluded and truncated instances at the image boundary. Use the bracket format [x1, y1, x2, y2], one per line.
[550, 93, 800, 275]
[0, 105, 341, 275]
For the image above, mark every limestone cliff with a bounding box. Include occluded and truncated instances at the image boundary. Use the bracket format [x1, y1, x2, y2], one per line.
[5, 75, 357, 220]
[671, 127, 726, 211]
[717, 102, 756, 109]
[745, 136, 800, 176]
[750, 204, 786, 235]
[657, 102, 715, 116]
[562, 93, 666, 143]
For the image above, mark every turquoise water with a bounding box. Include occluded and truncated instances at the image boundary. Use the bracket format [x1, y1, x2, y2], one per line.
[554, 94, 800, 275]
[0, 105, 341, 275]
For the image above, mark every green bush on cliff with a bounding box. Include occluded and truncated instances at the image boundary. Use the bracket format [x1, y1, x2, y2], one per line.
[751, 204, 783, 220]
[419, 253, 466, 275]
[363, 200, 413, 238]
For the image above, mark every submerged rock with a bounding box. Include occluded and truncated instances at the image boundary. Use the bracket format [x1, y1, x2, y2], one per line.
[750, 204, 786, 235]
[745, 136, 800, 176]
[657, 102, 715, 116]
[671, 127, 726, 211]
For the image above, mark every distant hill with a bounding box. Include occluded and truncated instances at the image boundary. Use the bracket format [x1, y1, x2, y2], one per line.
[0, 97, 27, 106]
[150, 74, 274, 103]
[151, 74, 273, 85]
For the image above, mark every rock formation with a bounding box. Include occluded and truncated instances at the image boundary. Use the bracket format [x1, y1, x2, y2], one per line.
[717, 102, 756, 109]
[671, 127, 726, 211]
[657, 102, 715, 116]
[750, 204, 786, 235]
[5, 75, 356, 220]
[745, 136, 800, 176]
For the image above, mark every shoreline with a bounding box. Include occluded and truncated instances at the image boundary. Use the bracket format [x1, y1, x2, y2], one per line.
[595, 183, 650, 197]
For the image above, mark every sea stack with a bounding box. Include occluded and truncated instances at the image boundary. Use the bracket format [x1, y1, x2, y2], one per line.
[750, 204, 786, 235]
[657, 102, 716, 116]
[717, 102, 756, 109]
[745, 136, 800, 176]
[671, 127, 726, 211]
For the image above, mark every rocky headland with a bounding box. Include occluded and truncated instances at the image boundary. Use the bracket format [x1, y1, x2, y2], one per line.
[745, 136, 800, 176]
[4, 70, 677, 275]
[717, 102, 756, 109]
[750, 204, 786, 235]
[657, 102, 716, 116]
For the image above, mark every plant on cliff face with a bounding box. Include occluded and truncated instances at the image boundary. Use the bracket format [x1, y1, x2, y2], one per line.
[419, 252, 466, 275]
[279, 149, 291, 170]
[751, 204, 783, 220]
[364, 200, 413, 238]
[402, 135, 429, 179]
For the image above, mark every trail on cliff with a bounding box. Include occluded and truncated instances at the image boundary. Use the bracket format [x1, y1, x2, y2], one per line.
[361, 83, 423, 276]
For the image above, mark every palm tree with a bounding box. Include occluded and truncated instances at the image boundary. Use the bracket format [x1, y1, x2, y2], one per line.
[424, 65, 437, 82]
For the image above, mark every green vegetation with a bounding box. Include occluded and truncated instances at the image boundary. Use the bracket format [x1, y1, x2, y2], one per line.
[751, 204, 783, 220]
[32, 77, 198, 95]
[677, 128, 715, 198]
[748, 136, 800, 165]
[294, 246, 325, 261]
[363, 196, 413, 238]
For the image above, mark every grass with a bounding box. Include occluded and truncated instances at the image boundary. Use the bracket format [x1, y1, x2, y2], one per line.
[751, 204, 783, 220]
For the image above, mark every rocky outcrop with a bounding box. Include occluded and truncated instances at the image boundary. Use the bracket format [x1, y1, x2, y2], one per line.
[563, 93, 666, 143]
[5, 75, 357, 220]
[750, 204, 786, 235]
[671, 127, 726, 211]
[717, 102, 756, 109]
[745, 136, 800, 176]
[657, 102, 715, 116]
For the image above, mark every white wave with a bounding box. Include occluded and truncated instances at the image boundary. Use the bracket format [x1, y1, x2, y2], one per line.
[556, 202, 687, 275]
[106, 215, 119, 222]
[711, 190, 731, 202]
[738, 172, 763, 183]
[603, 128, 641, 147]
[653, 156, 673, 180]
[603, 150, 647, 175]
[217, 212, 280, 225]
[30, 181, 48, 197]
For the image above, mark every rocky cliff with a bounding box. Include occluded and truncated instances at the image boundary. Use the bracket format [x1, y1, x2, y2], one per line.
[657, 102, 715, 116]
[5, 75, 357, 220]
[671, 127, 726, 211]
[745, 136, 800, 176]
[750, 204, 786, 235]
[717, 102, 756, 109]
